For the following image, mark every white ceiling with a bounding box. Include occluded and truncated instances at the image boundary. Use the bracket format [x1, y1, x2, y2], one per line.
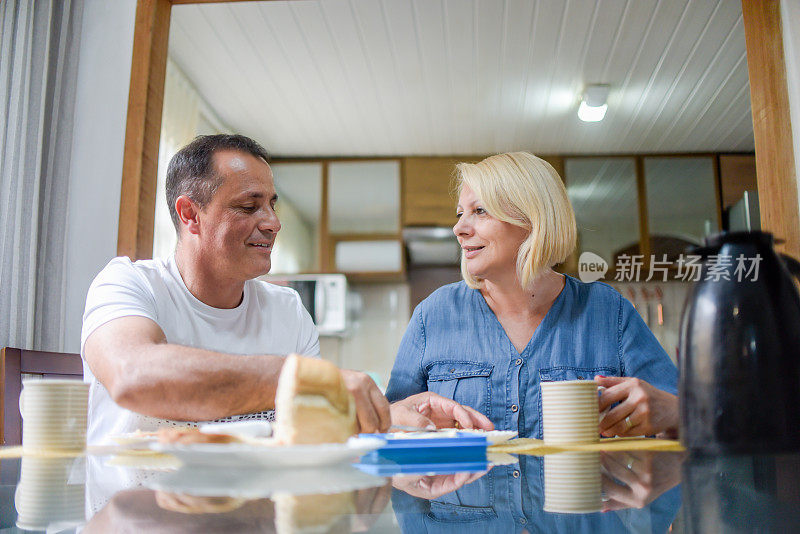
[169, 0, 754, 157]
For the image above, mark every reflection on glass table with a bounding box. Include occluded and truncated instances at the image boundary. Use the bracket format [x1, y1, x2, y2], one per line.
[391, 452, 683, 534]
[3, 450, 800, 532]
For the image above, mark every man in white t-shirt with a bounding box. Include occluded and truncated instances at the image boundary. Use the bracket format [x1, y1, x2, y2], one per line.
[81, 135, 391, 444]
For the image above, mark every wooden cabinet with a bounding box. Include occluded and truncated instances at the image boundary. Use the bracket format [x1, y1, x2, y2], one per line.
[328, 160, 403, 278]
[402, 155, 564, 227]
[270, 158, 404, 280]
[644, 157, 720, 245]
[564, 154, 725, 274]
[719, 154, 757, 210]
[269, 163, 323, 274]
[403, 157, 471, 227]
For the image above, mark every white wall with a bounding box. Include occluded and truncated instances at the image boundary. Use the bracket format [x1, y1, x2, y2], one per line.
[63, 0, 137, 351]
[319, 282, 411, 390]
[781, 0, 800, 208]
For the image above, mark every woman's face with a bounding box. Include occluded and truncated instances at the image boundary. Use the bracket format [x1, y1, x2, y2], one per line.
[453, 184, 529, 283]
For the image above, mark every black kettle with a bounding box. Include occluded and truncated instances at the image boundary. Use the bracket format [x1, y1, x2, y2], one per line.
[679, 231, 800, 453]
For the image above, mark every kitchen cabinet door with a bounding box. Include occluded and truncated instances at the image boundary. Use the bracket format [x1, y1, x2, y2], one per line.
[566, 157, 640, 268]
[328, 160, 404, 276]
[644, 157, 719, 249]
[328, 161, 400, 234]
[269, 162, 322, 274]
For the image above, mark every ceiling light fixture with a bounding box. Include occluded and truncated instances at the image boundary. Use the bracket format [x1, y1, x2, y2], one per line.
[578, 84, 609, 122]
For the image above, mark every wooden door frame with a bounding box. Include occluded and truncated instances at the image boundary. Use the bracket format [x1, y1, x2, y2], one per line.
[741, 0, 799, 257]
[118, 0, 799, 259]
[117, 0, 268, 260]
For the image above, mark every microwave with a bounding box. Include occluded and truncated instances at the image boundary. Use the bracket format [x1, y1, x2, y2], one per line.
[260, 274, 349, 336]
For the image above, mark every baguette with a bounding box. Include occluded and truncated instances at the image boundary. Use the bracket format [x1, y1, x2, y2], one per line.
[273, 492, 353, 534]
[274, 354, 356, 445]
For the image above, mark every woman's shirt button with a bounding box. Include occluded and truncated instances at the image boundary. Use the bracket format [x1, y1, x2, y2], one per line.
[511, 404, 519, 412]
[515, 358, 523, 366]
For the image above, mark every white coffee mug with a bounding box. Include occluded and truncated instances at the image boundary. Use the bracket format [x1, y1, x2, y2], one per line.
[19, 379, 89, 452]
[541, 379, 602, 444]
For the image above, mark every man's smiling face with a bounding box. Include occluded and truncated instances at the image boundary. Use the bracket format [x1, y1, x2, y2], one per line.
[196, 149, 281, 282]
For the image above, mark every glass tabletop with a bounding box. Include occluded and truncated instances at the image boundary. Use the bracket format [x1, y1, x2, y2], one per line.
[1, 448, 798, 533]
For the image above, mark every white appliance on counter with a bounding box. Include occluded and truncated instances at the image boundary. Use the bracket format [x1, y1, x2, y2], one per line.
[259, 274, 355, 336]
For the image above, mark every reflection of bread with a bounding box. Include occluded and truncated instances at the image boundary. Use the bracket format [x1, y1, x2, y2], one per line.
[274, 354, 356, 445]
[274, 492, 354, 534]
[157, 427, 242, 445]
[154, 491, 247, 514]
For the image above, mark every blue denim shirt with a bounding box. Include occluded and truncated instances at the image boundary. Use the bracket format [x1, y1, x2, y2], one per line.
[385, 276, 678, 438]
[391, 455, 681, 533]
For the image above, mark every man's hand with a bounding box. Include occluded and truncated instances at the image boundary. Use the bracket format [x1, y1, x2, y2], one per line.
[392, 471, 488, 500]
[351, 482, 393, 532]
[390, 392, 494, 430]
[340, 369, 391, 434]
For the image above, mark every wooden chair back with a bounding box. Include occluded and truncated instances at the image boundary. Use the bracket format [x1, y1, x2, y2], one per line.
[0, 347, 84, 446]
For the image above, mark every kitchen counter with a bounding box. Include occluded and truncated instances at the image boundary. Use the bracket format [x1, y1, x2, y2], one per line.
[2, 447, 799, 532]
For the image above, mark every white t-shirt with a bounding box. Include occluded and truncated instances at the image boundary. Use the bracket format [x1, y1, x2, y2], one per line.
[80, 255, 320, 444]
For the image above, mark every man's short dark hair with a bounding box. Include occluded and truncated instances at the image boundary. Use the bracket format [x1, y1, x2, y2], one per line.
[166, 134, 270, 230]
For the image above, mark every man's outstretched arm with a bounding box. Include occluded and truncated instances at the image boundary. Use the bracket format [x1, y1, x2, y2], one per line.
[84, 315, 390, 431]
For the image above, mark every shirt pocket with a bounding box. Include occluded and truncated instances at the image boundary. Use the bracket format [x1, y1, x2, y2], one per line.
[426, 361, 493, 415]
[538, 365, 617, 383]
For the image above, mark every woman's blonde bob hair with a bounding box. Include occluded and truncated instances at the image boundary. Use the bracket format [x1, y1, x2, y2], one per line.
[454, 152, 576, 290]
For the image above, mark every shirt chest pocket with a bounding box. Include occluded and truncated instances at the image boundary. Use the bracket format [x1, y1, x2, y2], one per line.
[538, 365, 617, 383]
[426, 362, 493, 416]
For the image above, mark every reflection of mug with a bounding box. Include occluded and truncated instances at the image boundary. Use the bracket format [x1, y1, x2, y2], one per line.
[15, 456, 86, 531]
[540, 380, 600, 444]
[20, 379, 88, 452]
[543, 452, 602, 513]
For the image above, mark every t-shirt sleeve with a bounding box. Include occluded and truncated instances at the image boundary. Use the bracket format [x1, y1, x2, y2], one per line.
[292, 291, 320, 358]
[80, 257, 158, 357]
[619, 296, 678, 395]
[385, 303, 428, 402]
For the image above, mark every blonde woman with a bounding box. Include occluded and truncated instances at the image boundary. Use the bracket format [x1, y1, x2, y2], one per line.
[387, 152, 678, 438]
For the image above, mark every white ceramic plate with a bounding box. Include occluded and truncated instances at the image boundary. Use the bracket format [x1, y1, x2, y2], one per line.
[147, 463, 386, 498]
[149, 436, 386, 468]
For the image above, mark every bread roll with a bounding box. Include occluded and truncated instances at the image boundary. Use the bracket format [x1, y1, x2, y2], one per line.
[154, 491, 247, 514]
[273, 492, 354, 534]
[274, 354, 356, 445]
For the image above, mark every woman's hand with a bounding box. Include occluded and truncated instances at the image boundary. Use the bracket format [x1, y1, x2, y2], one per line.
[390, 391, 494, 430]
[600, 451, 686, 511]
[595, 376, 678, 438]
